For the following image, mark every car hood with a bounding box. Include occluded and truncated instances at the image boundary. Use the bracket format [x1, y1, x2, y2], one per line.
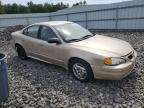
[70, 35, 133, 56]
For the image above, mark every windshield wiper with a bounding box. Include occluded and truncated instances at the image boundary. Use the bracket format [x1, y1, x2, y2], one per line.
[67, 38, 82, 43]
[67, 35, 94, 43]
[80, 35, 94, 40]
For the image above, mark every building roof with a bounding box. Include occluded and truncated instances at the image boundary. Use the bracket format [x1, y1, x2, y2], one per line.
[51, 0, 143, 16]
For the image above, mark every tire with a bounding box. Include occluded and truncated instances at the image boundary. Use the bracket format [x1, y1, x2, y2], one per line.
[69, 59, 94, 82]
[16, 45, 27, 60]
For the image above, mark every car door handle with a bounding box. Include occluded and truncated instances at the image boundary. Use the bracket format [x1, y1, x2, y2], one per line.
[21, 39, 25, 41]
[39, 44, 44, 46]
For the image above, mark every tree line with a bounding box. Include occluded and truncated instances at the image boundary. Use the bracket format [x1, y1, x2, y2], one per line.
[0, 1, 87, 14]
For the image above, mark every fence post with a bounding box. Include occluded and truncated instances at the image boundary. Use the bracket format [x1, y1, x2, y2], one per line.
[85, 12, 88, 29]
[67, 14, 69, 21]
[115, 8, 119, 31]
[49, 15, 52, 21]
[26, 17, 30, 25]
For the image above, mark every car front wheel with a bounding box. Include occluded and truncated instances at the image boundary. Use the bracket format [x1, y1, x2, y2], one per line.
[69, 59, 94, 82]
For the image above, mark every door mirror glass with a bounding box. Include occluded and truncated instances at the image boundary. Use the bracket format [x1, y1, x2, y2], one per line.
[48, 38, 61, 44]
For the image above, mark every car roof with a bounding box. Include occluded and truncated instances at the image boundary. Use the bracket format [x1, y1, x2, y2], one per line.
[34, 21, 72, 26]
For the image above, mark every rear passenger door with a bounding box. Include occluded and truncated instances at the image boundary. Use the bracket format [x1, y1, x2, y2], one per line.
[22, 25, 42, 57]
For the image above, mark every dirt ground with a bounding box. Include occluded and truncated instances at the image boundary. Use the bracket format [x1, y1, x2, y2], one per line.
[0, 26, 144, 107]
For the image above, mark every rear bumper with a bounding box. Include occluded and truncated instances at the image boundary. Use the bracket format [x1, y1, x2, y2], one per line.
[91, 50, 137, 80]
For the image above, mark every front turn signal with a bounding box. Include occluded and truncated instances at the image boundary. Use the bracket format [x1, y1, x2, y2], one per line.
[104, 57, 112, 65]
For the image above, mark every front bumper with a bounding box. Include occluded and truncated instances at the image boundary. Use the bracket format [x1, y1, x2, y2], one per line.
[91, 50, 137, 80]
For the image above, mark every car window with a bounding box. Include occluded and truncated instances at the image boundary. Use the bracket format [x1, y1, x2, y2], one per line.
[53, 23, 93, 42]
[23, 25, 39, 38]
[40, 26, 57, 41]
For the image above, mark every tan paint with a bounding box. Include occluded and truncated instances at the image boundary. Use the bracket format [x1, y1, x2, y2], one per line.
[11, 21, 137, 80]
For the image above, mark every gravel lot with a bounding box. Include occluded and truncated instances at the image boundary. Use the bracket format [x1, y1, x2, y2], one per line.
[0, 26, 144, 108]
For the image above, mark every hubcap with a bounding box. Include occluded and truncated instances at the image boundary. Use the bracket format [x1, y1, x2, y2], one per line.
[72, 63, 87, 80]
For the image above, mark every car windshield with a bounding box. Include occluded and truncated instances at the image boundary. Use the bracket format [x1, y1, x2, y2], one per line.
[53, 23, 93, 42]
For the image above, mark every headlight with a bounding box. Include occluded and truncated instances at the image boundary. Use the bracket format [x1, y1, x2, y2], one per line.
[104, 57, 126, 66]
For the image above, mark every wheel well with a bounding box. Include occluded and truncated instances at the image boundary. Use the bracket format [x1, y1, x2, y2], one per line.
[15, 43, 22, 48]
[68, 57, 90, 69]
[68, 57, 94, 79]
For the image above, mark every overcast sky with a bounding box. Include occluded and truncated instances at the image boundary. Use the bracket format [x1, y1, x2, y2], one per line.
[2, 0, 132, 5]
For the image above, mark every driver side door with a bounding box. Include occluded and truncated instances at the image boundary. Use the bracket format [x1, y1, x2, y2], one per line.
[37, 25, 65, 67]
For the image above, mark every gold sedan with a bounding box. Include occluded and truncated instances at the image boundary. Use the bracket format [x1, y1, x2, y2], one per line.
[11, 21, 137, 82]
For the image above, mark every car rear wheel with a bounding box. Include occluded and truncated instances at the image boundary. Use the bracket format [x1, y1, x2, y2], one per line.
[69, 59, 94, 82]
[16, 45, 27, 60]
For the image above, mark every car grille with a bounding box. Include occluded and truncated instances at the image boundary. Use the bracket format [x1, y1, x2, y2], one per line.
[128, 54, 133, 59]
[122, 51, 134, 60]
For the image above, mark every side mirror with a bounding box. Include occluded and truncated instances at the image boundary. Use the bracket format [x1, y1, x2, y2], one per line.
[48, 38, 61, 44]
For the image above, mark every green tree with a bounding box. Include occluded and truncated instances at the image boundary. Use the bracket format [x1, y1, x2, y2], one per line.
[27, 1, 34, 13]
[83, 0, 87, 5]
[11, 3, 19, 13]
[72, 0, 87, 7]
[4, 4, 13, 14]
[0, 1, 5, 14]
[0, 1, 69, 14]
[18, 5, 29, 13]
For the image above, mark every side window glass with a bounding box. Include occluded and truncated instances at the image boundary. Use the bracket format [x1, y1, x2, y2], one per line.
[40, 26, 57, 41]
[23, 26, 39, 38]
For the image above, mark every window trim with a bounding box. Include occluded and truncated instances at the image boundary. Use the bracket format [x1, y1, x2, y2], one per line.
[39, 25, 60, 42]
[22, 25, 41, 39]
[22, 24, 64, 44]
